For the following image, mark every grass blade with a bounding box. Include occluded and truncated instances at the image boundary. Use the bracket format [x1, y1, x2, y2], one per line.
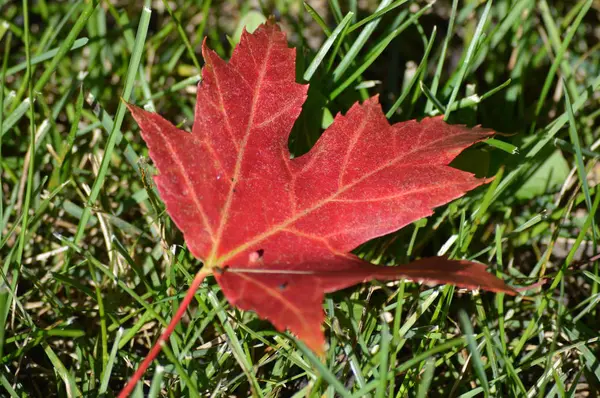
[72, 2, 150, 247]
[564, 79, 592, 211]
[2, 37, 88, 77]
[458, 309, 489, 395]
[332, 0, 394, 82]
[330, 2, 433, 100]
[99, 327, 125, 393]
[386, 26, 436, 117]
[304, 12, 354, 81]
[445, 0, 493, 120]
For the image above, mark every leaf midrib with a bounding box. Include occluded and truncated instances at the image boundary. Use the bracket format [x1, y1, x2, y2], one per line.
[207, 33, 275, 267]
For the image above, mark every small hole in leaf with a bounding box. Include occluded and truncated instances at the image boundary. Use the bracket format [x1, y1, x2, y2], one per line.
[249, 249, 265, 263]
[215, 265, 229, 275]
[278, 282, 288, 291]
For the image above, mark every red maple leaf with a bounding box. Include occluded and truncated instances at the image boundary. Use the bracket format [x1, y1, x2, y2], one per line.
[120, 20, 513, 396]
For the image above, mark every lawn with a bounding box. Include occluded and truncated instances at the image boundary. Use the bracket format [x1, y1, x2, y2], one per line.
[1, 0, 599, 396]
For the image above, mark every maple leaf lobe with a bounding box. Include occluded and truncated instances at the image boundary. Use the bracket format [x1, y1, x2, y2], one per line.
[129, 20, 513, 355]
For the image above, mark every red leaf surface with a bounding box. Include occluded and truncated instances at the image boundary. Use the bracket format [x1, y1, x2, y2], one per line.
[121, 20, 514, 396]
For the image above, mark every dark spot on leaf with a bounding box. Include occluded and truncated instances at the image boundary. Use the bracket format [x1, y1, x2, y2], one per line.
[215, 265, 229, 275]
[256, 249, 264, 258]
[278, 282, 288, 291]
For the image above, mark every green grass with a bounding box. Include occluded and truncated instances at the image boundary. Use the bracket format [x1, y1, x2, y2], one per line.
[1, 0, 600, 396]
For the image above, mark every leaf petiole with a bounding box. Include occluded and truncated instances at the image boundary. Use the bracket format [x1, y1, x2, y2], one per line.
[118, 267, 211, 398]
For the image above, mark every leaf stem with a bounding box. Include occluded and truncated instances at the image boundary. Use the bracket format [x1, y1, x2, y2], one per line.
[118, 268, 210, 398]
